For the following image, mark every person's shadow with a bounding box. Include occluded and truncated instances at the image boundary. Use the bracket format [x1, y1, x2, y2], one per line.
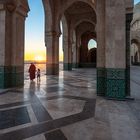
[37, 80, 40, 91]
[29, 81, 36, 96]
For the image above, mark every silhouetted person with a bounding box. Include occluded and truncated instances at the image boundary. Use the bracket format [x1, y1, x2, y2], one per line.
[37, 68, 41, 82]
[28, 63, 36, 81]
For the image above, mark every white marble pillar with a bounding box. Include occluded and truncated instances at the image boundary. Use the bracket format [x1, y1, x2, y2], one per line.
[63, 35, 69, 70]
[46, 31, 60, 75]
[63, 35, 72, 70]
[72, 42, 78, 68]
[105, 0, 127, 99]
[0, 0, 29, 88]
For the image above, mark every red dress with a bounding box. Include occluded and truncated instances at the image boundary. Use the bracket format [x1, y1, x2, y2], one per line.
[28, 64, 36, 80]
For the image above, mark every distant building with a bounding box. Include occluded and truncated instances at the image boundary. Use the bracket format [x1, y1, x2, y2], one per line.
[131, 2, 140, 65]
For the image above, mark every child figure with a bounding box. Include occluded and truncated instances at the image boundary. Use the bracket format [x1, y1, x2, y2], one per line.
[37, 69, 41, 82]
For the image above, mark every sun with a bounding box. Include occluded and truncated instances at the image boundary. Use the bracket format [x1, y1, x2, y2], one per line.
[35, 56, 44, 61]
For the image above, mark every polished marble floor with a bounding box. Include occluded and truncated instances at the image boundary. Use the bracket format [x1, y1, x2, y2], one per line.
[0, 67, 140, 140]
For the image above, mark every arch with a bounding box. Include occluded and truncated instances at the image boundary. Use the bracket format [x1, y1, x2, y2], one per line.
[131, 43, 139, 64]
[88, 39, 97, 50]
[74, 19, 96, 30]
[62, 0, 97, 16]
[131, 32, 140, 45]
[76, 21, 96, 51]
[57, 0, 97, 70]
[79, 31, 97, 67]
[81, 31, 97, 43]
[42, 0, 53, 32]
[87, 39, 97, 63]
[131, 38, 140, 45]
[58, 0, 97, 26]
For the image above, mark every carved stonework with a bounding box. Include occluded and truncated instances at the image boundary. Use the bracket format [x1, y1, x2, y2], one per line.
[97, 68, 127, 99]
[6, 3, 16, 12]
[106, 68, 126, 99]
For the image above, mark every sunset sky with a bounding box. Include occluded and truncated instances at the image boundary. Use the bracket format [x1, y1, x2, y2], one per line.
[25, 0, 140, 61]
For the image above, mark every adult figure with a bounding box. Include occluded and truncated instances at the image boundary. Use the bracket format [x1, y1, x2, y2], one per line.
[28, 63, 36, 81]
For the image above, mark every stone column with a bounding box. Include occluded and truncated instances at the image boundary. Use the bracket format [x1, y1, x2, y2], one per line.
[64, 47, 73, 70]
[126, 13, 133, 96]
[72, 31, 78, 68]
[75, 37, 81, 68]
[63, 36, 72, 71]
[46, 31, 60, 75]
[72, 39, 78, 68]
[63, 35, 69, 70]
[0, 1, 29, 88]
[105, 0, 126, 99]
[96, 0, 106, 96]
[72, 44, 79, 68]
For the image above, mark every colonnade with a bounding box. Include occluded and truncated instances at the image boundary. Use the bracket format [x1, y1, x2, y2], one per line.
[0, 0, 133, 100]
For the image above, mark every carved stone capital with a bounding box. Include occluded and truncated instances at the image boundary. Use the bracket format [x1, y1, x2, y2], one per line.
[6, 3, 16, 12]
[2, 0, 30, 16]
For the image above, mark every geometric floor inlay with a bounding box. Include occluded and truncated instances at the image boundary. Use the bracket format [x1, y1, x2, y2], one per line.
[45, 129, 67, 140]
[0, 67, 140, 140]
[42, 98, 86, 119]
[0, 95, 96, 140]
[0, 107, 30, 129]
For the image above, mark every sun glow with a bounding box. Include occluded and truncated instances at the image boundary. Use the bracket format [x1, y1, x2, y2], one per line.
[35, 56, 44, 61]
[25, 50, 46, 61]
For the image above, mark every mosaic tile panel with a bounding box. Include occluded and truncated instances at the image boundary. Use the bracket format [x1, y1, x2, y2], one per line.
[0, 66, 24, 88]
[63, 63, 72, 71]
[106, 68, 126, 99]
[72, 63, 79, 68]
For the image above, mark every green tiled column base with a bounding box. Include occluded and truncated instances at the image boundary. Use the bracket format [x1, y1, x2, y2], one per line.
[106, 68, 126, 99]
[97, 68, 127, 99]
[72, 63, 79, 68]
[64, 63, 72, 71]
[0, 66, 24, 88]
[79, 63, 96, 68]
[46, 64, 59, 75]
[126, 68, 130, 96]
[97, 68, 106, 96]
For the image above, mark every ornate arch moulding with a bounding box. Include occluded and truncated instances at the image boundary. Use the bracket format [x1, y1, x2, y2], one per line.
[2, 1, 30, 17]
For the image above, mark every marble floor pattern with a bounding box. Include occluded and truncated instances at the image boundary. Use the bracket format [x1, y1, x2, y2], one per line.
[0, 67, 140, 140]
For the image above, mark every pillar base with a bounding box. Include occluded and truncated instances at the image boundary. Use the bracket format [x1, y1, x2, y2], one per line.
[106, 68, 126, 99]
[97, 68, 106, 96]
[64, 63, 72, 71]
[46, 64, 59, 75]
[0, 66, 24, 88]
[79, 63, 96, 68]
[97, 68, 128, 100]
[72, 63, 79, 68]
